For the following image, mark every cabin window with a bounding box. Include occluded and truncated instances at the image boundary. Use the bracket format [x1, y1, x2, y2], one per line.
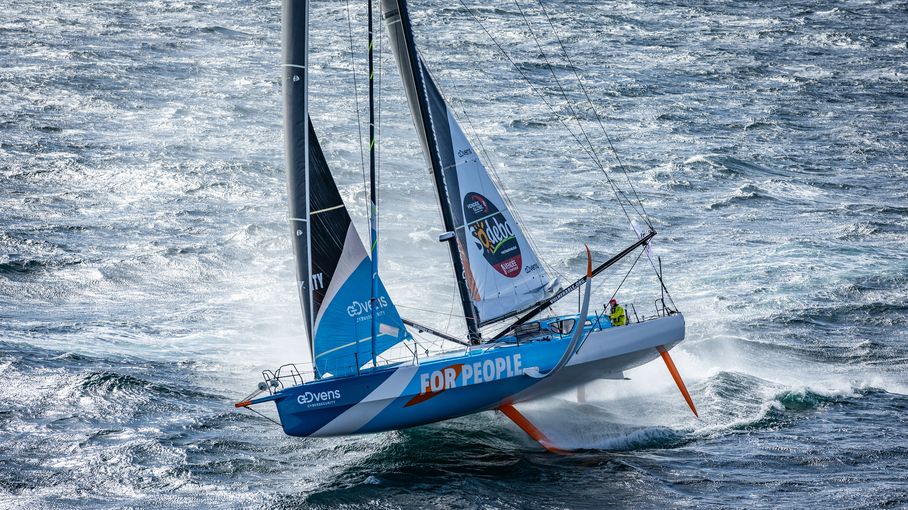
[514, 322, 541, 341]
[548, 318, 576, 335]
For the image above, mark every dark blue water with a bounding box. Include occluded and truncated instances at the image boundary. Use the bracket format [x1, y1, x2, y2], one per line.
[2, 0, 907, 508]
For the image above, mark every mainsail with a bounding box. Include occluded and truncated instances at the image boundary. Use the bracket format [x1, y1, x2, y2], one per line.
[381, 0, 552, 330]
[284, 0, 409, 377]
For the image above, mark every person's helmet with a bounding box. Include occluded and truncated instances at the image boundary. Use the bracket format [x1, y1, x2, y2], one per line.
[609, 298, 618, 306]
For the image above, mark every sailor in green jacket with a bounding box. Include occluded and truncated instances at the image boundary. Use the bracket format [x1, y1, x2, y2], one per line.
[608, 298, 627, 326]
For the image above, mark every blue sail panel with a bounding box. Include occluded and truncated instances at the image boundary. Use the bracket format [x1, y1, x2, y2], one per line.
[312, 223, 411, 377]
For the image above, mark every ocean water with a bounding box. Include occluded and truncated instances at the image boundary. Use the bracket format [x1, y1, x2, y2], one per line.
[2, 0, 907, 508]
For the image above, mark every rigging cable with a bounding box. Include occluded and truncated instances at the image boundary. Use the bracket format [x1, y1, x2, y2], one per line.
[463, 109, 565, 281]
[418, 57, 567, 314]
[444, 282, 457, 334]
[511, 2, 607, 181]
[512, 0, 649, 227]
[456, 0, 639, 232]
[396, 303, 467, 320]
[238, 405, 282, 427]
[469, 0, 674, 307]
[606, 247, 645, 303]
[530, 0, 677, 301]
[534, 0, 653, 229]
[448, 88, 565, 282]
[344, 0, 370, 221]
[377, 2, 384, 247]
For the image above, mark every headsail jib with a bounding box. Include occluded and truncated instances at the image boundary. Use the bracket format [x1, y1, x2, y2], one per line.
[382, 0, 551, 332]
[443, 102, 552, 326]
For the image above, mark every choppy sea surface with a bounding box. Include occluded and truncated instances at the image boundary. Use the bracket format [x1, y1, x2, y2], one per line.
[2, 0, 907, 508]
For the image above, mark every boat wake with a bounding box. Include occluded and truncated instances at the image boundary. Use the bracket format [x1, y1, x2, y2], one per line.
[479, 354, 898, 453]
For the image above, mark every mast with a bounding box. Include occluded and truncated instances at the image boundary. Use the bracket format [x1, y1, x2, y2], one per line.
[368, 0, 379, 368]
[281, 0, 411, 378]
[381, 0, 481, 343]
[283, 0, 315, 366]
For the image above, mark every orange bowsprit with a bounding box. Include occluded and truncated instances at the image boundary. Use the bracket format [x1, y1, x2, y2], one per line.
[657, 346, 698, 417]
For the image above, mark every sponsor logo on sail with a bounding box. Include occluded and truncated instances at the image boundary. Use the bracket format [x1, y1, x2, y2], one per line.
[463, 192, 522, 278]
[346, 296, 389, 319]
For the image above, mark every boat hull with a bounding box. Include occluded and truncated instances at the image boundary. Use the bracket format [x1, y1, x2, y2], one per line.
[270, 313, 685, 437]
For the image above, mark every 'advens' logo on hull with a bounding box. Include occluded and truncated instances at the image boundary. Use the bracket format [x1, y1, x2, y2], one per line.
[463, 192, 521, 278]
[297, 389, 340, 408]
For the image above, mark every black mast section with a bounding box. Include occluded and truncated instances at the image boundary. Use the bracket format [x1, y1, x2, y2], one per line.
[381, 0, 480, 343]
[283, 0, 314, 363]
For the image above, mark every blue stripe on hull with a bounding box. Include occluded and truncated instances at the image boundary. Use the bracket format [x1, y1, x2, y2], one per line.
[277, 376, 538, 437]
[275, 369, 396, 436]
[275, 344, 541, 437]
[360, 373, 538, 434]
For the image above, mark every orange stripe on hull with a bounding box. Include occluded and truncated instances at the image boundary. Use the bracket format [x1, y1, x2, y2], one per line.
[404, 364, 464, 407]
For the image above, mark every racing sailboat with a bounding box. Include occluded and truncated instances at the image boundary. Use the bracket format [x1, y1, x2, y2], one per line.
[235, 0, 697, 452]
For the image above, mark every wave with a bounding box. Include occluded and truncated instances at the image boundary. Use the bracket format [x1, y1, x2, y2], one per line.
[835, 221, 886, 240]
[773, 387, 852, 411]
[198, 26, 251, 38]
[78, 371, 218, 402]
[771, 301, 908, 329]
[508, 118, 549, 130]
[565, 424, 685, 452]
[0, 258, 85, 275]
[708, 183, 778, 209]
[1, 342, 223, 419]
[0, 231, 84, 276]
[683, 155, 786, 178]
[723, 386, 878, 434]
[843, 203, 908, 216]
[686, 370, 885, 439]
[293, 372, 889, 506]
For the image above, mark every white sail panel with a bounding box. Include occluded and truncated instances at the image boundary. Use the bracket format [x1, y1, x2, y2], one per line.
[381, 0, 550, 332]
[445, 110, 551, 323]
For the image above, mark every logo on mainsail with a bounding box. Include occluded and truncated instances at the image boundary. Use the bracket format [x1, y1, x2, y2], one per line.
[463, 192, 521, 278]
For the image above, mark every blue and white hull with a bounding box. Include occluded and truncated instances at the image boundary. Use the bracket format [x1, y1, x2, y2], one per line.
[256, 314, 685, 438]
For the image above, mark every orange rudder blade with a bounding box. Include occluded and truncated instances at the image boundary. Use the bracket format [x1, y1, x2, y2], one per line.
[499, 404, 569, 455]
[657, 346, 699, 417]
